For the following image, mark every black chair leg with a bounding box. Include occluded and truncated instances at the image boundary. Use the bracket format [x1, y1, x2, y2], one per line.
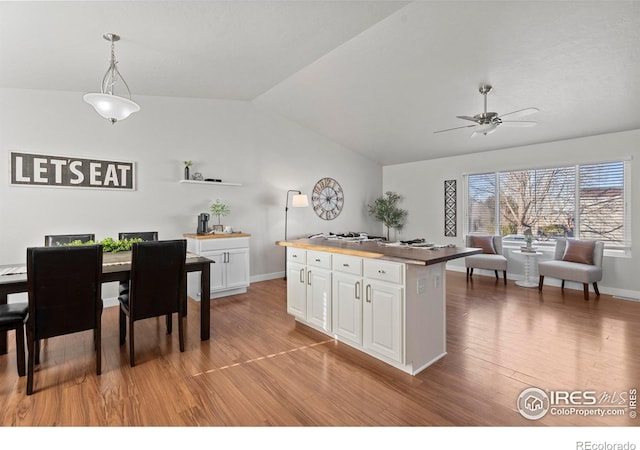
[95, 323, 101, 375]
[538, 275, 544, 291]
[178, 314, 185, 353]
[593, 282, 600, 296]
[166, 314, 172, 334]
[16, 323, 25, 377]
[494, 270, 499, 280]
[503, 271, 507, 285]
[129, 319, 135, 367]
[583, 283, 589, 300]
[26, 329, 35, 395]
[34, 339, 40, 365]
[561, 280, 565, 289]
[119, 309, 126, 346]
[466, 268, 470, 281]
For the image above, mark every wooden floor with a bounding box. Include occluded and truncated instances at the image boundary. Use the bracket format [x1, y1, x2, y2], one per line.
[1, 271, 638, 427]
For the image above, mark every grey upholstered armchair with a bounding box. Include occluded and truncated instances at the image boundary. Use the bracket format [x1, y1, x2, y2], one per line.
[465, 235, 508, 285]
[538, 238, 604, 300]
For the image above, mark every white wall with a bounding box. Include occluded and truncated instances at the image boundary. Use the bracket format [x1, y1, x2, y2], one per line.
[1, 88, 382, 298]
[383, 130, 640, 299]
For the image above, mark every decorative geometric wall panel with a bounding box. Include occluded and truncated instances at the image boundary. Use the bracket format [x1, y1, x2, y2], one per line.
[444, 180, 457, 237]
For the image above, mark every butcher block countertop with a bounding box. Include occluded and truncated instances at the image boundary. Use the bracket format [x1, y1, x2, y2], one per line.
[276, 238, 481, 266]
[184, 233, 251, 239]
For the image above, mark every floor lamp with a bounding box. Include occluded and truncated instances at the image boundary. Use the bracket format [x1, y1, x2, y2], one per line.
[284, 190, 309, 280]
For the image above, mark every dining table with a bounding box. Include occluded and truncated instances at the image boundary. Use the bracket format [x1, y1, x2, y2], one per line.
[0, 250, 213, 355]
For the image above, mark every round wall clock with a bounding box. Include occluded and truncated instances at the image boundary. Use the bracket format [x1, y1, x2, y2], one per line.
[312, 177, 344, 220]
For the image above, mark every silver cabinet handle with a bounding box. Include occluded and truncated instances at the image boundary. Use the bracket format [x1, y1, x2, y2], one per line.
[315, 258, 321, 262]
[355, 281, 360, 299]
[378, 269, 386, 274]
[299, 268, 304, 283]
[307, 270, 312, 285]
[366, 284, 371, 303]
[343, 263, 349, 267]
[292, 254, 297, 258]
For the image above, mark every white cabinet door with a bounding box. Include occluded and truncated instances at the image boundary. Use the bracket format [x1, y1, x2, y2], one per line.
[332, 272, 362, 346]
[363, 281, 403, 363]
[202, 251, 225, 292]
[225, 248, 249, 289]
[287, 262, 307, 320]
[306, 267, 332, 333]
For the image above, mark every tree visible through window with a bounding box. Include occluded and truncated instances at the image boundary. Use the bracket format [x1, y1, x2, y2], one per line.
[467, 161, 627, 247]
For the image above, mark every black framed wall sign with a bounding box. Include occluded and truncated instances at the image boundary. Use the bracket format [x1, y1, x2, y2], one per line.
[444, 179, 457, 237]
[9, 151, 135, 190]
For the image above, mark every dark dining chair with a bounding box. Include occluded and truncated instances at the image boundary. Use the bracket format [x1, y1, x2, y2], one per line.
[119, 239, 187, 367]
[0, 302, 28, 377]
[118, 232, 158, 242]
[26, 244, 103, 395]
[116, 232, 159, 303]
[44, 234, 95, 247]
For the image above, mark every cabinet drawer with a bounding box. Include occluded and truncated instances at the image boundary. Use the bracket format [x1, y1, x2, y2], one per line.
[364, 259, 403, 284]
[307, 250, 331, 269]
[287, 247, 306, 263]
[333, 254, 362, 275]
[199, 237, 249, 252]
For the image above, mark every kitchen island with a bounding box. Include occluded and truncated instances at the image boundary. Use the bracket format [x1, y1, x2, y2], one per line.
[276, 238, 481, 375]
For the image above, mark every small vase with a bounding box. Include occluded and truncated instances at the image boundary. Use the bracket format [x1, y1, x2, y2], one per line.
[184, 166, 190, 180]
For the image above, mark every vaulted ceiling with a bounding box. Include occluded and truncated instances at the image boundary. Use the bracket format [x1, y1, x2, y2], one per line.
[2, 1, 639, 165]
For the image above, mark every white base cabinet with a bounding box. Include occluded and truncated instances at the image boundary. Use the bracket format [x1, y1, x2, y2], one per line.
[287, 247, 446, 375]
[187, 236, 250, 300]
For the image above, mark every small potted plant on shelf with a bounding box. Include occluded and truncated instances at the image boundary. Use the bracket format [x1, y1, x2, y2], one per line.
[367, 191, 408, 242]
[210, 199, 231, 232]
[183, 160, 192, 180]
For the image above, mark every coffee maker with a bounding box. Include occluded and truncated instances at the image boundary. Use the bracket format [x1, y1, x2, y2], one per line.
[197, 213, 210, 235]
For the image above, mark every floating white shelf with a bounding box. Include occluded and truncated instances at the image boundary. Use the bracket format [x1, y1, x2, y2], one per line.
[179, 180, 242, 187]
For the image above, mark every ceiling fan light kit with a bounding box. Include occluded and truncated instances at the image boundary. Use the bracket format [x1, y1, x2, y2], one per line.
[434, 84, 538, 137]
[83, 33, 140, 124]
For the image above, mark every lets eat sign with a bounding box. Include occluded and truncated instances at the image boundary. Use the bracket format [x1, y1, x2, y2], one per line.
[10, 152, 135, 190]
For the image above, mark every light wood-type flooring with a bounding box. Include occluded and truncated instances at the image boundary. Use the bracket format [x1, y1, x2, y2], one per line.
[1, 271, 638, 427]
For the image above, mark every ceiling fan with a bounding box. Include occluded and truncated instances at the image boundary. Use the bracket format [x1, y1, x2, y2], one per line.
[434, 84, 539, 137]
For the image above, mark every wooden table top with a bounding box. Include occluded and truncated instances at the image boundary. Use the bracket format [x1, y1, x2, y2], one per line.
[276, 238, 481, 266]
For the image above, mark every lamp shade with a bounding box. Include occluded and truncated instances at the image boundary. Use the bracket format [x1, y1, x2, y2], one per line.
[292, 194, 309, 207]
[83, 93, 141, 123]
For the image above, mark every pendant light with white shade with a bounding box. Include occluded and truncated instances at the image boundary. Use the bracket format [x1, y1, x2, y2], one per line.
[83, 33, 140, 123]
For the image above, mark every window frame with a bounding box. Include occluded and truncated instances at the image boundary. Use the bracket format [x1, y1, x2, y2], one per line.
[463, 160, 631, 257]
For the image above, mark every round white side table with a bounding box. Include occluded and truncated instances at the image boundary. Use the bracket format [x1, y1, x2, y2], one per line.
[512, 250, 543, 287]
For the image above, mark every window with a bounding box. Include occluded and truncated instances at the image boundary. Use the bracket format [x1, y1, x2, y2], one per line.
[466, 161, 629, 251]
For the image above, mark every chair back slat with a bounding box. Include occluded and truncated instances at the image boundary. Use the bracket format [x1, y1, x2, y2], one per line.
[118, 232, 158, 242]
[44, 234, 95, 247]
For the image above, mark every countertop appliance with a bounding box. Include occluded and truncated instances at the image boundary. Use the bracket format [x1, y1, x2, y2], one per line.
[197, 213, 210, 235]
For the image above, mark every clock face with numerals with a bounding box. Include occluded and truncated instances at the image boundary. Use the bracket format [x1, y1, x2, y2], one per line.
[312, 177, 344, 220]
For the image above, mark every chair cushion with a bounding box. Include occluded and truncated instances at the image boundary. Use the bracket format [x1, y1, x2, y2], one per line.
[465, 254, 507, 271]
[470, 235, 496, 254]
[0, 302, 28, 327]
[538, 260, 602, 284]
[562, 240, 595, 265]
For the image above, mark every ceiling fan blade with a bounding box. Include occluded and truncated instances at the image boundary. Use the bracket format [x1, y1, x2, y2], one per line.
[498, 107, 539, 119]
[456, 115, 479, 123]
[433, 124, 476, 134]
[500, 120, 538, 127]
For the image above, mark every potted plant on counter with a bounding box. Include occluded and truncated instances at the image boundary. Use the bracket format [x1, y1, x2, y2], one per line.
[368, 191, 408, 241]
[210, 199, 231, 232]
